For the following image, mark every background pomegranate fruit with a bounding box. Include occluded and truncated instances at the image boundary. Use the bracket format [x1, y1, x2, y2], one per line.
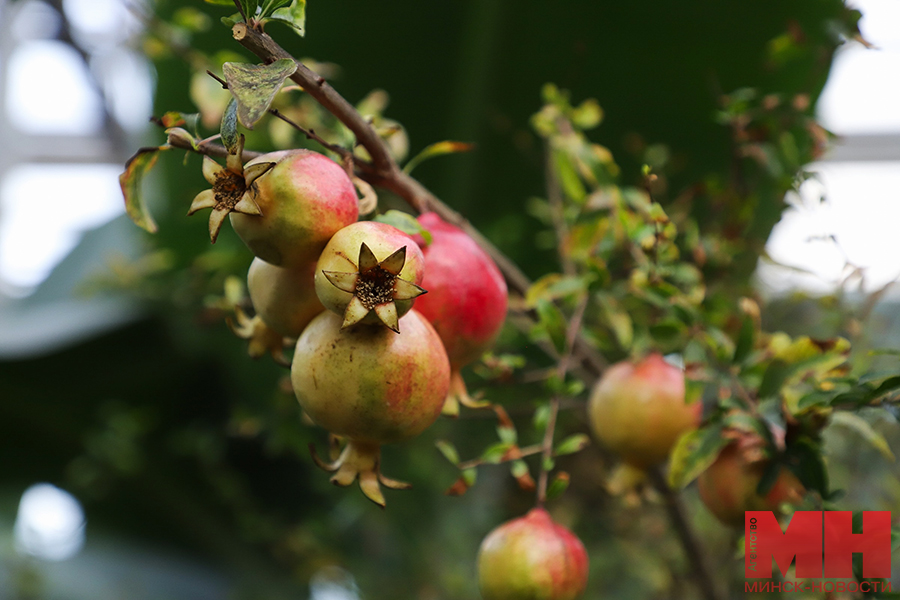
[231, 149, 358, 268]
[477, 507, 588, 600]
[247, 257, 323, 338]
[588, 353, 701, 469]
[291, 309, 449, 505]
[412, 212, 508, 415]
[314, 221, 426, 332]
[697, 441, 805, 527]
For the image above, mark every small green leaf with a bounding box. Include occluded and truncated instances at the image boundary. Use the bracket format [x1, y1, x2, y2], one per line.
[481, 442, 513, 464]
[223, 58, 298, 129]
[403, 140, 475, 175]
[462, 467, 477, 486]
[221, 97, 239, 153]
[829, 412, 895, 461]
[497, 424, 517, 445]
[120, 147, 166, 233]
[511, 460, 529, 479]
[668, 424, 729, 489]
[533, 402, 551, 431]
[542, 456, 555, 472]
[435, 440, 460, 465]
[554, 434, 590, 456]
[533, 299, 568, 355]
[553, 149, 587, 203]
[269, 0, 306, 36]
[733, 316, 756, 364]
[546, 471, 570, 501]
[204, 0, 236, 5]
[373, 210, 432, 244]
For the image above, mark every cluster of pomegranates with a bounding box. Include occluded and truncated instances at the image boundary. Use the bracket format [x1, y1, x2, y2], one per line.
[189, 144, 804, 600]
[191, 146, 508, 508]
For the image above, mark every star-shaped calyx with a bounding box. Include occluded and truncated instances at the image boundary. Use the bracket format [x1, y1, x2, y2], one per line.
[322, 243, 426, 333]
[187, 135, 275, 243]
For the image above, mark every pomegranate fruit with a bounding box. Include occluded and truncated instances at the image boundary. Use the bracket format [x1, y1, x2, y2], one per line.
[477, 508, 589, 600]
[291, 309, 449, 506]
[315, 221, 426, 333]
[230, 149, 359, 268]
[698, 441, 805, 527]
[247, 257, 323, 338]
[588, 353, 701, 469]
[412, 212, 508, 416]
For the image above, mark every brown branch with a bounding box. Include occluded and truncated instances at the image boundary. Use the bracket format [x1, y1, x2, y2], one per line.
[647, 467, 724, 600]
[229, 24, 607, 379]
[232, 23, 394, 173]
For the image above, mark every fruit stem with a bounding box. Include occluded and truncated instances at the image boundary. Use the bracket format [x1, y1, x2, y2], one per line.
[536, 295, 590, 506]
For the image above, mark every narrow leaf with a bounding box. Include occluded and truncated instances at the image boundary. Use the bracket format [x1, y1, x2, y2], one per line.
[221, 97, 239, 153]
[829, 412, 895, 461]
[546, 471, 570, 501]
[403, 141, 475, 175]
[223, 58, 298, 129]
[554, 433, 590, 456]
[120, 147, 165, 233]
[668, 424, 729, 489]
[435, 440, 460, 465]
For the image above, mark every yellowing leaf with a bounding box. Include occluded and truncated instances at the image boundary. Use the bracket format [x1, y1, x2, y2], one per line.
[120, 147, 166, 233]
[403, 141, 475, 175]
[223, 58, 298, 129]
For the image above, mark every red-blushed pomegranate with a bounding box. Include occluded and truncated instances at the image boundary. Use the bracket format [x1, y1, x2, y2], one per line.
[247, 257, 323, 338]
[315, 221, 426, 333]
[412, 213, 508, 416]
[291, 309, 449, 506]
[478, 508, 589, 600]
[231, 150, 358, 268]
[697, 441, 805, 527]
[588, 353, 701, 469]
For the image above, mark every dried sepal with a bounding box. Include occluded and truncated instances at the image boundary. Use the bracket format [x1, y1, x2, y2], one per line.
[322, 270, 359, 293]
[227, 306, 289, 366]
[309, 440, 410, 508]
[188, 134, 273, 243]
[325, 243, 426, 333]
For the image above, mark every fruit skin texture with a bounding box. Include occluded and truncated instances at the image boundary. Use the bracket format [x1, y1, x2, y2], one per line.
[231, 150, 358, 268]
[478, 508, 589, 600]
[314, 221, 426, 326]
[247, 257, 323, 337]
[413, 212, 508, 370]
[697, 442, 805, 527]
[291, 309, 448, 445]
[588, 353, 701, 469]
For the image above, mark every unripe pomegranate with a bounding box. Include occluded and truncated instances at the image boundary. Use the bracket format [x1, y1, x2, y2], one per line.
[412, 213, 508, 415]
[291, 310, 449, 506]
[697, 441, 805, 527]
[478, 508, 589, 600]
[231, 150, 359, 268]
[315, 221, 426, 333]
[588, 353, 701, 469]
[247, 257, 323, 337]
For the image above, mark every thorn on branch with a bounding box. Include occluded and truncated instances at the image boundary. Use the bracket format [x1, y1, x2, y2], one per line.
[206, 70, 229, 90]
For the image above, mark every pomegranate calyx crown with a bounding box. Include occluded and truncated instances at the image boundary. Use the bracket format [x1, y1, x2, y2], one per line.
[321, 242, 426, 333]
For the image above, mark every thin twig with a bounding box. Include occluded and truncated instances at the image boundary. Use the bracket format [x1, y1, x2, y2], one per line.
[536, 295, 590, 505]
[647, 468, 724, 600]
